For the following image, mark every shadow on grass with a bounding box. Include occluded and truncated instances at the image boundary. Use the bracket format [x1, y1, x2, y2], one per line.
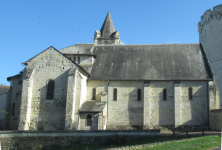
[46, 135, 211, 150]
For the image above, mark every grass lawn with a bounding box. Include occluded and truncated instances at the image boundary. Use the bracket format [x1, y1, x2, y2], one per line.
[141, 135, 221, 150]
[51, 135, 221, 150]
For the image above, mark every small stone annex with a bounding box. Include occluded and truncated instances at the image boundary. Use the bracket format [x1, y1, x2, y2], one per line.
[3, 5, 222, 131]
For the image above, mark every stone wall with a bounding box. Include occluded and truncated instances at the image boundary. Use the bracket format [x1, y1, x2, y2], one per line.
[149, 81, 174, 128]
[0, 130, 160, 150]
[0, 93, 7, 130]
[198, 4, 222, 108]
[180, 81, 208, 126]
[86, 80, 108, 101]
[73, 73, 83, 130]
[209, 109, 222, 131]
[6, 56, 210, 131]
[79, 112, 99, 130]
[17, 47, 86, 130]
[86, 80, 209, 129]
[107, 81, 144, 129]
[4, 77, 22, 130]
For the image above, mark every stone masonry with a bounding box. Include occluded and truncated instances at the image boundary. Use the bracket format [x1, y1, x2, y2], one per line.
[198, 4, 222, 108]
[17, 47, 88, 130]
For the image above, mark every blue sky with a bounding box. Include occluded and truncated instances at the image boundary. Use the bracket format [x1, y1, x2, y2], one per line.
[0, 0, 221, 85]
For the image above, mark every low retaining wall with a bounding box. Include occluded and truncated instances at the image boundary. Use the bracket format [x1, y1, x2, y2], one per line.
[209, 109, 222, 131]
[0, 129, 160, 150]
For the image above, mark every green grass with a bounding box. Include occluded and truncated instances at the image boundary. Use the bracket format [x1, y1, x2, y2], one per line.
[49, 135, 221, 150]
[140, 135, 221, 150]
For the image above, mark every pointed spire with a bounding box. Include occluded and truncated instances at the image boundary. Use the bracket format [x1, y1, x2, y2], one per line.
[100, 12, 115, 37]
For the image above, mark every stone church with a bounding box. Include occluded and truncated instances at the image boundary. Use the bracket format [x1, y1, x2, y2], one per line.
[4, 5, 222, 130]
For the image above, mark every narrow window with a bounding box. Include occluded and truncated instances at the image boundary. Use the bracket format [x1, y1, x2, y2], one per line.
[92, 88, 96, 100]
[137, 89, 141, 101]
[189, 87, 193, 100]
[16, 92, 19, 98]
[163, 88, 167, 101]
[47, 80, 54, 99]
[74, 57, 76, 62]
[69, 57, 71, 60]
[86, 114, 92, 126]
[113, 88, 117, 101]
[78, 57, 80, 64]
[12, 103, 15, 116]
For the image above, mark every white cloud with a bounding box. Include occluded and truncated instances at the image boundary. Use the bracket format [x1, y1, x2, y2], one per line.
[121, 41, 126, 45]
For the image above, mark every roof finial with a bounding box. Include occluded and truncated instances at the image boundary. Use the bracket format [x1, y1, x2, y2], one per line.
[107, 4, 109, 12]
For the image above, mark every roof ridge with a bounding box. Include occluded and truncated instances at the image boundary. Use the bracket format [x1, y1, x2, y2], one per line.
[59, 43, 94, 51]
[94, 43, 199, 46]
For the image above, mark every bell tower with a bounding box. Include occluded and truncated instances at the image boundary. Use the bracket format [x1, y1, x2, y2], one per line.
[94, 12, 121, 45]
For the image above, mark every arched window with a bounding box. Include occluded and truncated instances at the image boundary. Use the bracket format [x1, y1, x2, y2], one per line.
[163, 88, 167, 101]
[92, 88, 96, 100]
[12, 103, 15, 116]
[189, 87, 193, 100]
[86, 114, 92, 126]
[47, 80, 54, 99]
[113, 88, 117, 101]
[78, 57, 80, 64]
[137, 89, 141, 101]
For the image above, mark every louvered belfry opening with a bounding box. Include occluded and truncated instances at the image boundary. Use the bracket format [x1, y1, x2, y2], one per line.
[47, 80, 54, 99]
[86, 114, 92, 126]
[92, 88, 96, 100]
[189, 87, 193, 100]
[137, 89, 141, 101]
[113, 88, 117, 101]
[163, 88, 167, 100]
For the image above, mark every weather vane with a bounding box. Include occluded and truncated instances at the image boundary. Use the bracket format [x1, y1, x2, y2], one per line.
[107, 4, 109, 12]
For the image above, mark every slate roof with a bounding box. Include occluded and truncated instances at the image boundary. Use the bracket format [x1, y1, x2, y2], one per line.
[59, 44, 94, 55]
[89, 44, 212, 80]
[79, 101, 106, 112]
[100, 12, 115, 38]
[0, 85, 10, 96]
[7, 73, 22, 81]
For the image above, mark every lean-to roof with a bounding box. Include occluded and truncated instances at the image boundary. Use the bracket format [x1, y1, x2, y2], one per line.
[79, 101, 106, 112]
